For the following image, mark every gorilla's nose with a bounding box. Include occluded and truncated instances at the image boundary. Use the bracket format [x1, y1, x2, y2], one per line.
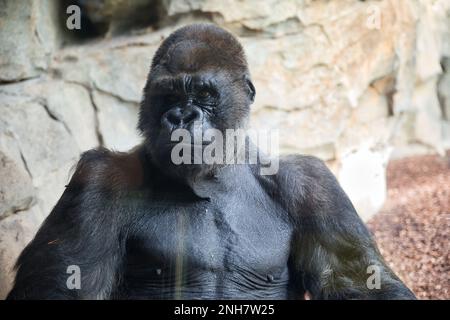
[162, 107, 202, 130]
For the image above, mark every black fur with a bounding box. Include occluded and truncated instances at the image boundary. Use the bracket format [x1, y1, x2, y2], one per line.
[7, 24, 415, 300]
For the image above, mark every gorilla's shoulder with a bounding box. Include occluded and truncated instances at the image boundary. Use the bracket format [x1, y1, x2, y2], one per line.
[265, 154, 340, 211]
[279, 154, 333, 179]
[70, 146, 145, 190]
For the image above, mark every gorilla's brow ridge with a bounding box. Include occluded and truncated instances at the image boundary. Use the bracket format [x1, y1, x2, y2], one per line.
[150, 75, 219, 95]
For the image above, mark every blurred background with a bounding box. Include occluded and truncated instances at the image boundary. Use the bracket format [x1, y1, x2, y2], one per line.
[0, 0, 449, 299]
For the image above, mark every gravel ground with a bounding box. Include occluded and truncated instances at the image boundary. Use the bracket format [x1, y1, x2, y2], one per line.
[367, 152, 450, 300]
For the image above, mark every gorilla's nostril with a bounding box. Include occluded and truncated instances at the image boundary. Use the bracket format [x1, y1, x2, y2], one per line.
[163, 108, 201, 129]
[167, 113, 181, 125]
[184, 109, 200, 124]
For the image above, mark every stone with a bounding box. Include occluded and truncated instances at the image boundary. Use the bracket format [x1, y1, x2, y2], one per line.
[0, 206, 45, 299]
[413, 78, 445, 155]
[93, 90, 142, 152]
[336, 87, 392, 155]
[0, 0, 61, 82]
[250, 100, 350, 154]
[0, 90, 79, 214]
[0, 78, 99, 153]
[438, 58, 450, 123]
[415, 0, 449, 81]
[164, 0, 306, 35]
[339, 147, 392, 222]
[51, 37, 159, 103]
[0, 152, 35, 220]
[35, 81, 100, 152]
[0, 95, 79, 180]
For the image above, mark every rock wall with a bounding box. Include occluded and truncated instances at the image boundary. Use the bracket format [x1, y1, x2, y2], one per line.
[0, 0, 449, 298]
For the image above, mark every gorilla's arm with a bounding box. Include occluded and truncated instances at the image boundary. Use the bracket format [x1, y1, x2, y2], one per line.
[7, 149, 127, 299]
[278, 155, 415, 299]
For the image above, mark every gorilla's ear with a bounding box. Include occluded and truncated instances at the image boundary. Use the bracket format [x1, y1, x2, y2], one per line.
[244, 76, 256, 103]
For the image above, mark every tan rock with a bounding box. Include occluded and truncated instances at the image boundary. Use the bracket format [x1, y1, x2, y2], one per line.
[0, 0, 61, 82]
[339, 147, 392, 222]
[93, 91, 142, 152]
[0, 206, 45, 299]
[0, 152, 35, 220]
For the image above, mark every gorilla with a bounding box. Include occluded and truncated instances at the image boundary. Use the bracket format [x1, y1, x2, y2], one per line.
[7, 24, 415, 300]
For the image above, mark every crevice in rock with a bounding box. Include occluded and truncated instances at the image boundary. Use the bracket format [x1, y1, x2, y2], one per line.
[257, 103, 315, 113]
[87, 89, 105, 147]
[237, 17, 306, 39]
[370, 74, 397, 117]
[386, 89, 396, 117]
[305, 23, 332, 45]
[58, 79, 106, 147]
[0, 197, 36, 221]
[438, 58, 448, 121]
[38, 101, 73, 137]
[334, 29, 375, 59]
[92, 83, 139, 104]
[19, 150, 32, 179]
[110, 39, 161, 50]
[34, 27, 43, 46]
[0, 75, 40, 85]
[62, 78, 138, 104]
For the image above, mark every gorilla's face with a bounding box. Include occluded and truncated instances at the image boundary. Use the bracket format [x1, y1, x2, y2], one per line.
[138, 25, 255, 180]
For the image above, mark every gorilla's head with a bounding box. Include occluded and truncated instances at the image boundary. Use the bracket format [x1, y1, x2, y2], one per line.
[138, 24, 256, 180]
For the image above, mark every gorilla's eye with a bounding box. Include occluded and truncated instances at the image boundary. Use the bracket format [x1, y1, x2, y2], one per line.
[197, 89, 211, 99]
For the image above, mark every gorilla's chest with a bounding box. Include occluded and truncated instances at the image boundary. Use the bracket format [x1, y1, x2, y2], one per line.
[122, 176, 294, 298]
[136, 192, 291, 268]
